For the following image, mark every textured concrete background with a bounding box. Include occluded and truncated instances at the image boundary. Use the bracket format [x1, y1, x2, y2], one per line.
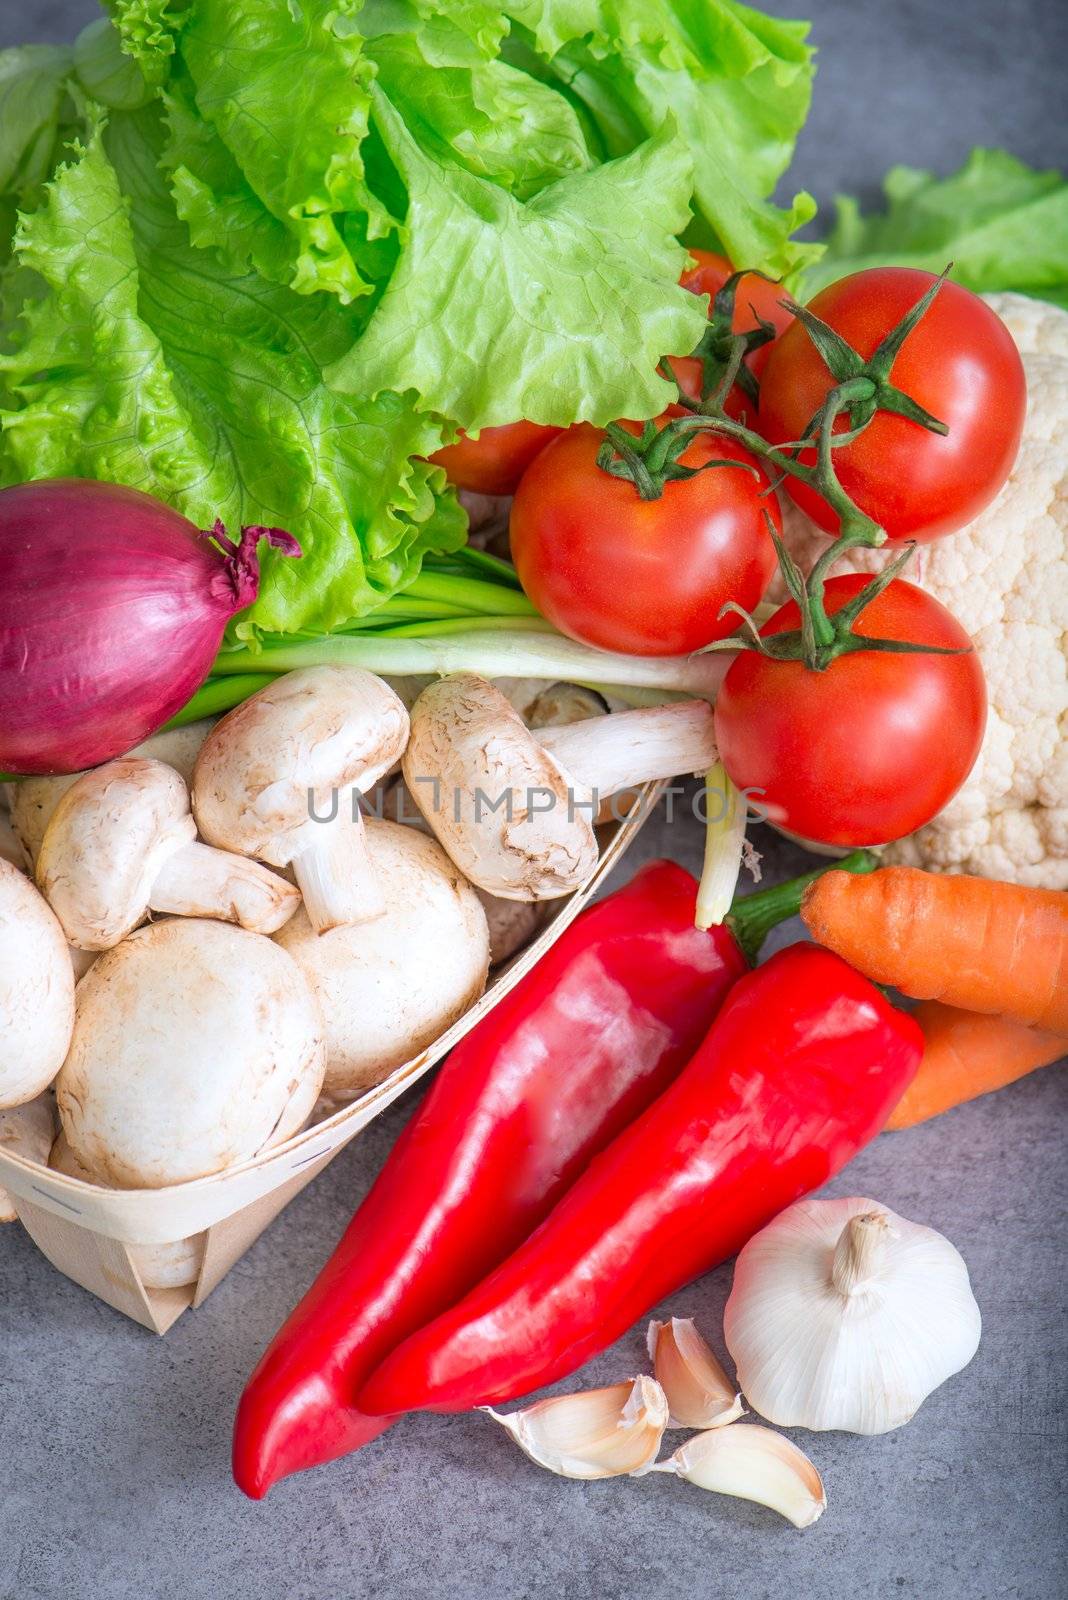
[1, 4, 1066, 1598]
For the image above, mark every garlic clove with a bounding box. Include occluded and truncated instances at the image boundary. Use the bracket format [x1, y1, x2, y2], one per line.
[484, 1376, 669, 1479]
[649, 1423, 826, 1528]
[723, 1196, 983, 1436]
[647, 1317, 744, 1429]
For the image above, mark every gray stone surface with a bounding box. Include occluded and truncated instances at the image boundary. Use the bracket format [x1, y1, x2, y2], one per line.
[1, 4, 1066, 1599]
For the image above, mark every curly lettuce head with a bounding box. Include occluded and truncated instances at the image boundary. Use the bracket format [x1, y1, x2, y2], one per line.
[0, 1, 818, 637]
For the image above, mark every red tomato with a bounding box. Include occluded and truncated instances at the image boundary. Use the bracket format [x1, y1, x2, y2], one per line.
[510, 420, 780, 657]
[670, 250, 793, 423]
[714, 573, 987, 847]
[430, 421, 562, 497]
[757, 268, 1025, 542]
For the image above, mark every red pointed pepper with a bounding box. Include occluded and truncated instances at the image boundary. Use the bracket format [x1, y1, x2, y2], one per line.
[234, 859, 749, 1498]
[358, 944, 922, 1417]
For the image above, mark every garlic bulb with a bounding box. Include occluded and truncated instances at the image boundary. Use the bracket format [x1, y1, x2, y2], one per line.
[723, 1196, 982, 1435]
[649, 1424, 826, 1528]
[647, 1318, 744, 1429]
[484, 1376, 668, 1479]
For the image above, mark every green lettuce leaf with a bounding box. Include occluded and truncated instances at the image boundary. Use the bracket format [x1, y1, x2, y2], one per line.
[805, 148, 1068, 308]
[329, 102, 706, 427]
[0, 106, 464, 640]
[162, 2, 593, 301]
[504, 0, 820, 282]
[73, 18, 155, 110]
[156, 0, 808, 366]
[107, 0, 182, 88]
[0, 43, 78, 244]
[160, 65, 307, 292]
[176, 0, 394, 304]
[366, 31, 592, 202]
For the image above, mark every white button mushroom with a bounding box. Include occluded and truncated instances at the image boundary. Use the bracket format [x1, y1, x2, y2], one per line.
[48, 1134, 206, 1290]
[0, 1093, 57, 1223]
[275, 820, 490, 1104]
[192, 667, 410, 931]
[36, 758, 301, 951]
[402, 675, 718, 900]
[8, 717, 217, 868]
[0, 859, 75, 1109]
[381, 777, 541, 966]
[55, 919, 326, 1187]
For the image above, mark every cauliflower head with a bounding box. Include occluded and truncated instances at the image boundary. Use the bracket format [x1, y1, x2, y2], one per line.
[773, 292, 1068, 888]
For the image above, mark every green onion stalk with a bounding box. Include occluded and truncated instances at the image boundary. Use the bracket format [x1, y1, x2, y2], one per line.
[168, 558, 730, 728]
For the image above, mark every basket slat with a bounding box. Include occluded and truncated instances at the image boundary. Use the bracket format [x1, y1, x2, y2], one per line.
[13, 1195, 192, 1333]
[192, 1148, 337, 1307]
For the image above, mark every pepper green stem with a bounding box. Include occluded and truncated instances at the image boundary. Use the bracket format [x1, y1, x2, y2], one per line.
[726, 849, 879, 965]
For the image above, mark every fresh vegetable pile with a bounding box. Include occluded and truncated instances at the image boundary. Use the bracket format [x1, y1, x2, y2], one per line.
[0, 0, 1065, 1544]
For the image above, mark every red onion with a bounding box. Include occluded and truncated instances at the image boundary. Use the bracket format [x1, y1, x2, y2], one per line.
[0, 479, 300, 775]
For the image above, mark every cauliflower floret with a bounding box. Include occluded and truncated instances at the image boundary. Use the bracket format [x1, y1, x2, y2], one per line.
[772, 292, 1068, 888]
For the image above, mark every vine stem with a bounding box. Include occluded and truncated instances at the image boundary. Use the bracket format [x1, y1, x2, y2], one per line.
[601, 267, 958, 673]
[635, 379, 888, 654]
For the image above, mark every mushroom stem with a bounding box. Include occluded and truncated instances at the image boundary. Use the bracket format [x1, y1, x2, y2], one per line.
[292, 804, 385, 933]
[534, 701, 717, 799]
[149, 841, 300, 935]
[830, 1211, 893, 1296]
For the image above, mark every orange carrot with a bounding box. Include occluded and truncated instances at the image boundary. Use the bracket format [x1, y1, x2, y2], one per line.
[886, 1001, 1065, 1129]
[801, 865, 1068, 1033]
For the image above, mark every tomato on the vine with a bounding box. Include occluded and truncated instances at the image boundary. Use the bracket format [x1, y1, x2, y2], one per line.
[669, 250, 793, 421]
[757, 268, 1026, 542]
[430, 421, 562, 497]
[714, 573, 987, 847]
[510, 419, 780, 657]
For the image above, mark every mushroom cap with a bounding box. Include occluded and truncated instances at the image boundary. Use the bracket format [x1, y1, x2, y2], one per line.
[191, 666, 410, 866]
[378, 780, 538, 964]
[0, 860, 75, 1109]
[275, 821, 490, 1102]
[36, 759, 196, 950]
[402, 674, 598, 900]
[0, 1093, 57, 1222]
[48, 1134, 206, 1287]
[56, 919, 326, 1187]
[9, 718, 216, 868]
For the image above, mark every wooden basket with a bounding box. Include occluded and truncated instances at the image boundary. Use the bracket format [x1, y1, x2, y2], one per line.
[0, 787, 663, 1333]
